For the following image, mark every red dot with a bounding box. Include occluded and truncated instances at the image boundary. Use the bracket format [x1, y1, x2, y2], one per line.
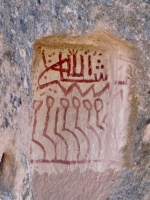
[96, 66, 99, 69]
[97, 60, 101, 63]
[101, 65, 104, 69]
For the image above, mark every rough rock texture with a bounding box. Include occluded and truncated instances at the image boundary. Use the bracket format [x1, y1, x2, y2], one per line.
[31, 33, 132, 175]
[0, 0, 150, 199]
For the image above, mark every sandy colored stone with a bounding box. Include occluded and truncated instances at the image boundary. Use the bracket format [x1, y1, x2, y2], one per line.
[31, 32, 133, 174]
[0, 1, 150, 199]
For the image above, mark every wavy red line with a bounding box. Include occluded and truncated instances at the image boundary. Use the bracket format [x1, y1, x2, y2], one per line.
[43, 98, 57, 159]
[37, 81, 110, 98]
[54, 108, 68, 160]
[32, 100, 46, 159]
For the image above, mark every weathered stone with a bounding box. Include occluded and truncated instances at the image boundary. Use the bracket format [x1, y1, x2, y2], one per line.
[31, 32, 132, 174]
[0, 0, 149, 199]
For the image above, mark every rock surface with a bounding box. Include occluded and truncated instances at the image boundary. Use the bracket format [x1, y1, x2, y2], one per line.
[0, 0, 150, 199]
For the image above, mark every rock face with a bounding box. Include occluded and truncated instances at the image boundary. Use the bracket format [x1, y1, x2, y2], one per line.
[31, 33, 131, 174]
[0, 1, 150, 200]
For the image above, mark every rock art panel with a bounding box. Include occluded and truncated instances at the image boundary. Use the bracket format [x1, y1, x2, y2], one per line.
[31, 33, 132, 173]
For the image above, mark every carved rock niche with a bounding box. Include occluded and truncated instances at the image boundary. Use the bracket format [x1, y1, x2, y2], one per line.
[31, 32, 133, 174]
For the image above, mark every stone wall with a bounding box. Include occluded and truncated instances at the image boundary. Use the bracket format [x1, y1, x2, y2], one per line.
[0, 0, 150, 199]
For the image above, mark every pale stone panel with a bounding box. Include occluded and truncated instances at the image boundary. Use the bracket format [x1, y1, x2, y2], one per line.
[31, 32, 132, 174]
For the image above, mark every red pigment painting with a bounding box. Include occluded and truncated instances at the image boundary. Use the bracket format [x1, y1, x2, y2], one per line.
[31, 46, 130, 166]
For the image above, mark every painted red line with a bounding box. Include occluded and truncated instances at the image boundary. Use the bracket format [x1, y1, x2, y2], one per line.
[60, 98, 80, 160]
[31, 159, 119, 165]
[41, 50, 47, 68]
[43, 96, 57, 159]
[32, 139, 46, 159]
[54, 108, 68, 160]
[31, 159, 103, 164]
[73, 102, 90, 159]
[64, 128, 80, 160]
[37, 82, 110, 99]
[32, 100, 46, 159]
[38, 55, 70, 85]
[88, 125, 101, 158]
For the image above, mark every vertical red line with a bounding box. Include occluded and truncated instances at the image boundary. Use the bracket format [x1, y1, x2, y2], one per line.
[96, 111, 104, 131]
[54, 108, 68, 160]
[32, 101, 46, 159]
[43, 106, 57, 160]
[41, 50, 47, 68]
[80, 55, 84, 76]
[83, 101, 101, 159]
[63, 108, 67, 130]
[73, 54, 77, 76]
[63, 107, 80, 160]
[87, 110, 90, 122]
[88, 55, 92, 76]
[67, 55, 71, 77]
[75, 107, 90, 159]
[59, 52, 63, 80]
